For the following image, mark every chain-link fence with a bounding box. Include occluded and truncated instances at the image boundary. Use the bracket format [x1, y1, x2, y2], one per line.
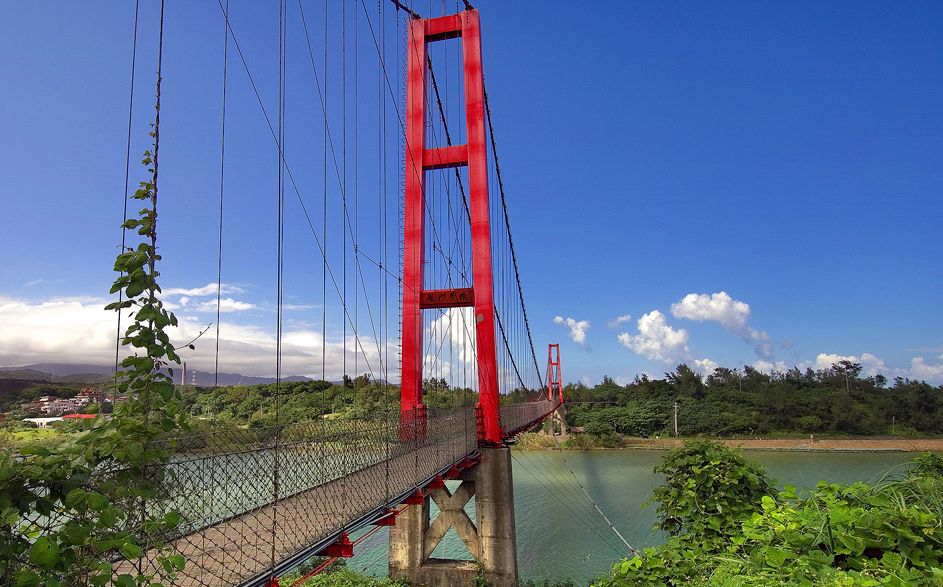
[501, 398, 558, 438]
[2, 401, 557, 587]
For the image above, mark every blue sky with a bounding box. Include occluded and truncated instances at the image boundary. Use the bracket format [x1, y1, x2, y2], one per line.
[1, 1, 941, 386]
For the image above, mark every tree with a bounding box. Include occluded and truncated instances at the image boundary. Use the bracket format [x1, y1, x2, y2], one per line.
[666, 364, 704, 400]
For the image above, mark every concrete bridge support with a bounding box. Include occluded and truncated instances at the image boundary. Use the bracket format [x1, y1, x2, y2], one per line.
[389, 446, 519, 587]
[550, 403, 568, 441]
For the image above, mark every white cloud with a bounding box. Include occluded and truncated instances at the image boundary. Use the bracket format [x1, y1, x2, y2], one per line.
[162, 284, 255, 314]
[904, 357, 943, 383]
[426, 307, 477, 368]
[617, 310, 689, 363]
[0, 294, 394, 381]
[812, 352, 943, 384]
[860, 353, 887, 376]
[554, 316, 591, 349]
[671, 292, 772, 358]
[752, 360, 789, 374]
[694, 358, 719, 378]
[163, 283, 246, 297]
[607, 314, 632, 328]
[813, 353, 859, 371]
[195, 298, 255, 313]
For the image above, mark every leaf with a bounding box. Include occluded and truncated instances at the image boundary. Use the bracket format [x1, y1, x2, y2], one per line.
[64, 488, 88, 509]
[167, 554, 186, 571]
[164, 510, 181, 529]
[765, 546, 787, 568]
[87, 492, 109, 511]
[122, 542, 143, 560]
[15, 572, 41, 587]
[99, 508, 118, 527]
[125, 277, 146, 298]
[28, 537, 60, 570]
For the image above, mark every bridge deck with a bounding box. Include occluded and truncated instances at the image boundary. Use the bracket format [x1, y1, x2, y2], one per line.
[122, 401, 556, 587]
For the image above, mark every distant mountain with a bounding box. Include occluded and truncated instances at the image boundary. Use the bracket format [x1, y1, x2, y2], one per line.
[0, 365, 112, 384]
[181, 370, 313, 387]
[0, 363, 115, 378]
[0, 363, 312, 386]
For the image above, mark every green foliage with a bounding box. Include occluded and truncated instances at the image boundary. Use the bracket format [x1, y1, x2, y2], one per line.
[520, 580, 580, 587]
[649, 440, 776, 547]
[595, 448, 943, 587]
[565, 363, 943, 440]
[0, 115, 186, 586]
[282, 568, 407, 586]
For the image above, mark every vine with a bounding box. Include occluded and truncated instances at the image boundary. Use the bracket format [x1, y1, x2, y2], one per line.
[0, 95, 186, 586]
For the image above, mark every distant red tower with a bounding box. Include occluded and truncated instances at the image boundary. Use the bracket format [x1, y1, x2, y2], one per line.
[547, 344, 563, 402]
[399, 10, 502, 443]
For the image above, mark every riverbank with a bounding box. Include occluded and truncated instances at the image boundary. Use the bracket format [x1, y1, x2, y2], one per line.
[621, 436, 943, 452]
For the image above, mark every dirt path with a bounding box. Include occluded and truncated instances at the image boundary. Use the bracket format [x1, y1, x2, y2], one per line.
[624, 437, 943, 452]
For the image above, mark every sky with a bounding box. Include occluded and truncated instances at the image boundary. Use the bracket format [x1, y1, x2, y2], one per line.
[1, 1, 941, 387]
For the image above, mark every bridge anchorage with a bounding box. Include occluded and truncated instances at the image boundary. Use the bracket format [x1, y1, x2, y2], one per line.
[393, 8, 547, 587]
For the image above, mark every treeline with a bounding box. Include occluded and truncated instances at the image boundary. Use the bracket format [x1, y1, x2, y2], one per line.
[5, 360, 941, 437]
[176, 376, 478, 428]
[565, 361, 943, 437]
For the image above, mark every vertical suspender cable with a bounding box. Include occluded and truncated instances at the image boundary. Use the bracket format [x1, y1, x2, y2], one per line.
[322, 2, 328, 385]
[115, 0, 141, 399]
[342, 0, 347, 392]
[271, 0, 286, 576]
[215, 0, 230, 388]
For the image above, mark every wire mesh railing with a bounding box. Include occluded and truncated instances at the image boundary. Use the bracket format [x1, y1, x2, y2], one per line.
[2, 400, 557, 587]
[501, 398, 559, 439]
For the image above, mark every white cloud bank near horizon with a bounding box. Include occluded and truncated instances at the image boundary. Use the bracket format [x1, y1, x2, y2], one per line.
[4, 291, 943, 386]
[0, 293, 394, 381]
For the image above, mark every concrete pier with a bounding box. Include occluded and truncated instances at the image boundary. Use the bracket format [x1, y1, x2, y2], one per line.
[390, 446, 519, 587]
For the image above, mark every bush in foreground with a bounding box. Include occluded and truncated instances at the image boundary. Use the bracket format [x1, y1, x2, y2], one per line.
[595, 444, 943, 587]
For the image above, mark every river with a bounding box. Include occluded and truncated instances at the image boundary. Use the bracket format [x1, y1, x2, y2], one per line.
[344, 448, 917, 585]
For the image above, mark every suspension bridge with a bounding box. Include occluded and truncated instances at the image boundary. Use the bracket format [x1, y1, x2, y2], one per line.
[6, 3, 600, 587]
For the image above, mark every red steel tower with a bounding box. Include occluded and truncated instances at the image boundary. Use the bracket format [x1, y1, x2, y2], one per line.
[399, 10, 502, 444]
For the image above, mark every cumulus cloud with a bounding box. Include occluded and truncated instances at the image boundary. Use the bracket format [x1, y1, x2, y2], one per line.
[554, 316, 591, 350]
[426, 307, 477, 369]
[0, 294, 393, 380]
[813, 353, 860, 372]
[908, 356, 943, 383]
[811, 352, 943, 384]
[752, 360, 790, 374]
[694, 358, 719, 378]
[607, 314, 633, 328]
[618, 310, 689, 363]
[671, 292, 772, 358]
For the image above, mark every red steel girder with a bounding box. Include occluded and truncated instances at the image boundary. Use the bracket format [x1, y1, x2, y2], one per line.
[423, 145, 468, 170]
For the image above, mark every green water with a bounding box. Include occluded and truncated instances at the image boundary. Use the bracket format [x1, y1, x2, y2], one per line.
[345, 449, 917, 585]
